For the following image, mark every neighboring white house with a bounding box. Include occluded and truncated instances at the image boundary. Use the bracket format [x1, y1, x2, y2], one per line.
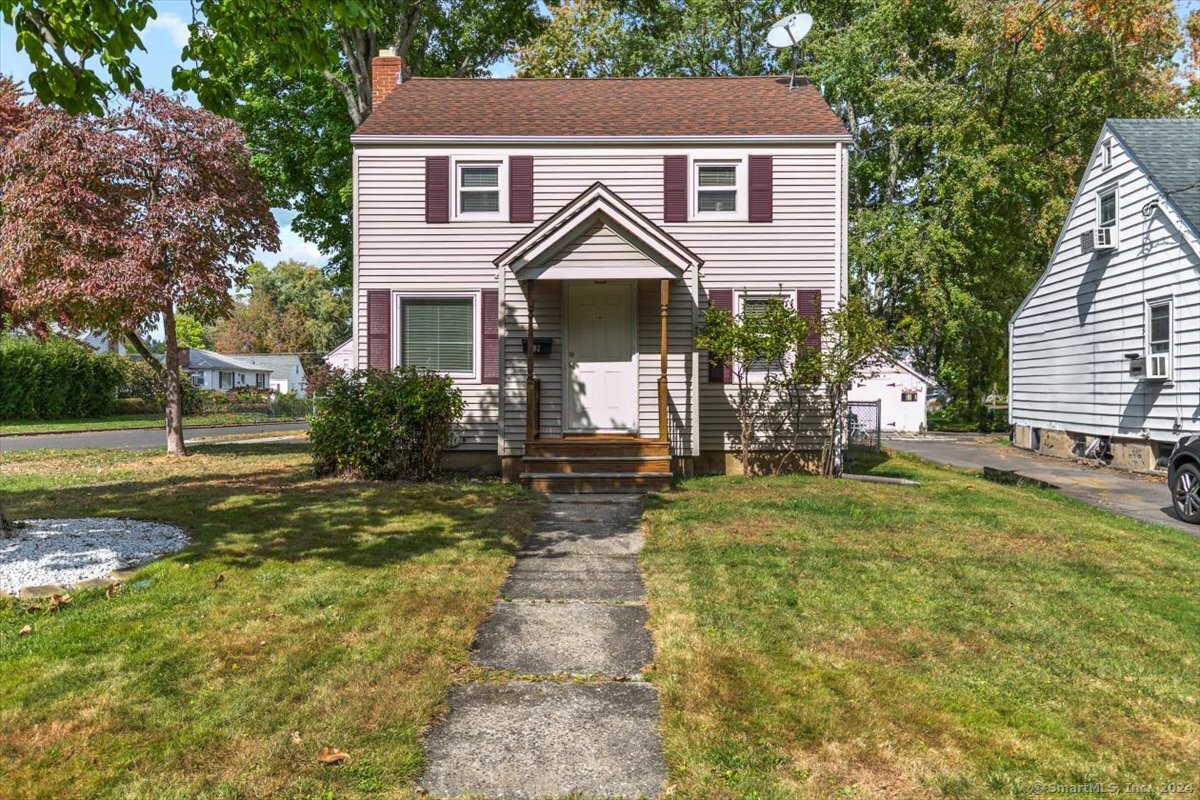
[325, 338, 354, 372]
[176, 348, 273, 393]
[351, 56, 849, 488]
[78, 330, 127, 356]
[1009, 118, 1200, 471]
[848, 355, 931, 433]
[230, 353, 308, 395]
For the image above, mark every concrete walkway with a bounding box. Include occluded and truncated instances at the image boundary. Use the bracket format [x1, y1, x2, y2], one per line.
[885, 433, 1197, 537]
[420, 496, 666, 799]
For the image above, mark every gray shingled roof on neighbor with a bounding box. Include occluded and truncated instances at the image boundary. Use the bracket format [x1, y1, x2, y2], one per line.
[232, 354, 306, 379]
[1107, 118, 1200, 236]
[181, 349, 272, 374]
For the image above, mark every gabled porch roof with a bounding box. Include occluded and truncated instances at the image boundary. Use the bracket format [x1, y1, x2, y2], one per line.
[495, 182, 703, 281]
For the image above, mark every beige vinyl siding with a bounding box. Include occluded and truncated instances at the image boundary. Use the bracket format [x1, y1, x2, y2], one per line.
[355, 144, 843, 455]
[1010, 126, 1200, 443]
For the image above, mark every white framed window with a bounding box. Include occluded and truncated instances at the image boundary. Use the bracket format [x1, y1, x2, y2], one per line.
[218, 371, 233, 389]
[256, 373, 267, 390]
[693, 159, 745, 220]
[901, 391, 918, 402]
[1095, 186, 1118, 249]
[190, 372, 205, 388]
[453, 159, 506, 220]
[395, 293, 479, 379]
[738, 293, 787, 373]
[1101, 139, 1113, 169]
[1147, 299, 1172, 381]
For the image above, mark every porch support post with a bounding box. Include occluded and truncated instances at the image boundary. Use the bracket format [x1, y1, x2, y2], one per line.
[525, 280, 539, 441]
[658, 279, 670, 443]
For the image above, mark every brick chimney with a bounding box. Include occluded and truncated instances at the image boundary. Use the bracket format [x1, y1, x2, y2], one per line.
[177, 346, 191, 368]
[371, 48, 410, 110]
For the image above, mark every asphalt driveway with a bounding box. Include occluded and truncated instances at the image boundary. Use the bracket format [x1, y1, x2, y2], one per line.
[0, 422, 308, 453]
[884, 433, 1197, 537]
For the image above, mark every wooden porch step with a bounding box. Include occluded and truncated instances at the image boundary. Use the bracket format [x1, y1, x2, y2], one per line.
[521, 456, 673, 475]
[521, 472, 673, 494]
[525, 439, 670, 459]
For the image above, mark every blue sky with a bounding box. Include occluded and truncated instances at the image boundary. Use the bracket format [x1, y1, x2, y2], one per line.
[0, 1, 514, 271]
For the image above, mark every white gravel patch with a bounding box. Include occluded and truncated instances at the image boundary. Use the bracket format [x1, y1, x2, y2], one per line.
[1, 518, 190, 595]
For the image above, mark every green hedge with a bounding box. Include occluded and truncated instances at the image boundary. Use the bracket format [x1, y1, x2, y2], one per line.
[0, 337, 126, 420]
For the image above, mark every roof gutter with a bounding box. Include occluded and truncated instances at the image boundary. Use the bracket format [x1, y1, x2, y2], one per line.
[350, 133, 853, 146]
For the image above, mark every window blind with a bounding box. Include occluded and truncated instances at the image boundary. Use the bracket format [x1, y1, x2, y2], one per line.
[402, 298, 474, 373]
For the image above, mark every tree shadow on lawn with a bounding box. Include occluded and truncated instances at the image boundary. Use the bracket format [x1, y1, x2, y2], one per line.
[2, 443, 540, 574]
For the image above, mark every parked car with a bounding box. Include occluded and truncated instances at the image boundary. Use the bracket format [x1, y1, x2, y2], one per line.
[1167, 435, 1200, 524]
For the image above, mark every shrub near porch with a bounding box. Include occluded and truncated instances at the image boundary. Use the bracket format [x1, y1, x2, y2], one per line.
[640, 454, 1200, 799]
[0, 445, 538, 800]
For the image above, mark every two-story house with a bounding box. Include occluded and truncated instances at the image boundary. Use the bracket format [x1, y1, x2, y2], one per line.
[1010, 118, 1200, 471]
[351, 52, 849, 490]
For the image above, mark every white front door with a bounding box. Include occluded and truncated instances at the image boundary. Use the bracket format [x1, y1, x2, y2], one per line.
[566, 282, 637, 432]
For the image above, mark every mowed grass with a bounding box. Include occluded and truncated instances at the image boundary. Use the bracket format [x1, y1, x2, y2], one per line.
[1, 412, 295, 435]
[0, 444, 539, 799]
[641, 453, 1200, 799]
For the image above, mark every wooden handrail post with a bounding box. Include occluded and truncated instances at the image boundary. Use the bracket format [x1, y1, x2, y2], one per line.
[525, 280, 539, 441]
[658, 278, 670, 444]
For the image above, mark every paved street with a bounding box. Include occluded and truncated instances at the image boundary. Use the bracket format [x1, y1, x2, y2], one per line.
[885, 433, 1197, 536]
[0, 422, 308, 453]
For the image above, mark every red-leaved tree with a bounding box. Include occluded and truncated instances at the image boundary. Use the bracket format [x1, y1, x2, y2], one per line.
[0, 90, 279, 455]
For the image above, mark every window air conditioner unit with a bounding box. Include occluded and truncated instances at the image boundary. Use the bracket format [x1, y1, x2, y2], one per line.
[1094, 226, 1115, 249]
[1149, 353, 1168, 379]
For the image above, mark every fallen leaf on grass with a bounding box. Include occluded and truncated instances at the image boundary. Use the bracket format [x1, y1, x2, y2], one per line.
[290, 730, 302, 745]
[212, 574, 225, 589]
[316, 746, 350, 766]
[48, 594, 71, 612]
[19, 625, 31, 636]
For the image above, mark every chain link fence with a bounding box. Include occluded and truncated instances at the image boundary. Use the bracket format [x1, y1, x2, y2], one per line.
[847, 400, 882, 452]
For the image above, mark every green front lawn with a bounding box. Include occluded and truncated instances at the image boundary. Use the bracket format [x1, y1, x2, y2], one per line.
[642, 453, 1200, 799]
[1, 412, 302, 435]
[0, 445, 538, 799]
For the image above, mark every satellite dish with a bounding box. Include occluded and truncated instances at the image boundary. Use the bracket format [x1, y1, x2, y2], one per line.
[767, 12, 813, 48]
[766, 11, 813, 90]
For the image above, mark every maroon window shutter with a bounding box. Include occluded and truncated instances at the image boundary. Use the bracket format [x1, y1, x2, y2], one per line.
[797, 289, 822, 351]
[509, 156, 534, 223]
[749, 155, 773, 223]
[367, 290, 392, 370]
[481, 289, 499, 384]
[425, 156, 450, 224]
[663, 155, 688, 223]
[707, 289, 733, 384]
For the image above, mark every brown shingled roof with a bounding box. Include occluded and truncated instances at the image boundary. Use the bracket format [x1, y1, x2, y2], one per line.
[354, 76, 848, 138]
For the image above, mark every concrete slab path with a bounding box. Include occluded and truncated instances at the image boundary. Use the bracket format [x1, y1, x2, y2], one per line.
[420, 495, 666, 799]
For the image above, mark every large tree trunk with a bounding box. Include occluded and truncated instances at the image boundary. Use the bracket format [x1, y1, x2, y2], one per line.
[161, 302, 187, 456]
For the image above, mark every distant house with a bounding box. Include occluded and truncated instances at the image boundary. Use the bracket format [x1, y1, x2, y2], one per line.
[230, 353, 308, 395]
[325, 338, 354, 372]
[848, 355, 931, 433]
[1010, 118, 1200, 471]
[176, 348, 273, 392]
[78, 330, 127, 356]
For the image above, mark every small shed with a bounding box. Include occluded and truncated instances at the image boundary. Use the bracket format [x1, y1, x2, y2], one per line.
[848, 356, 932, 434]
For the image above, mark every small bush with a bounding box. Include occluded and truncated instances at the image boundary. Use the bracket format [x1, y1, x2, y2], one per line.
[118, 359, 161, 402]
[0, 337, 125, 420]
[270, 392, 312, 418]
[117, 359, 204, 415]
[309, 367, 464, 481]
[114, 397, 156, 415]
